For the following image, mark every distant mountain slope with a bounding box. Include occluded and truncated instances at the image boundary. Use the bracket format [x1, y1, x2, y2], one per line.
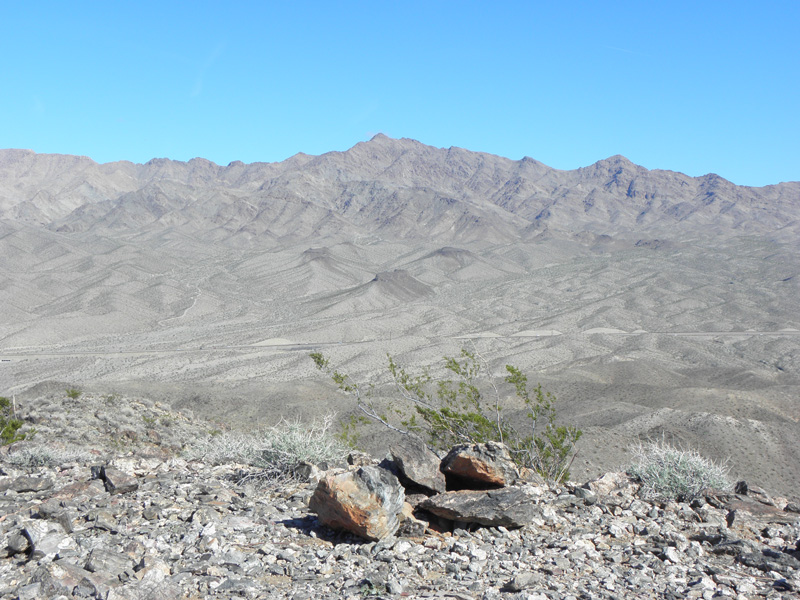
[1, 136, 798, 241]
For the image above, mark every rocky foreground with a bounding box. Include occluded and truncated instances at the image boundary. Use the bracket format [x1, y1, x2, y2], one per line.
[1, 391, 799, 600]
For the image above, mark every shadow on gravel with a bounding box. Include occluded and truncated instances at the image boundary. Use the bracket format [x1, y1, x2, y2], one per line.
[277, 515, 370, 546]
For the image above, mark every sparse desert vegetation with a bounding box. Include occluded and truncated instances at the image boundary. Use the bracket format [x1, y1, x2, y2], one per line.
[186, 414, 350, 482]
[627, 438, 733, 501]
[311, 349, 582, 482]
[0, 396, 28, 445]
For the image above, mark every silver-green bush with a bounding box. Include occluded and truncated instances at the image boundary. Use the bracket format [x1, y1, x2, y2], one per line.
[627, 439, 732, 501]
[186, 414, 348, 482]
[5, 444, 95, 468]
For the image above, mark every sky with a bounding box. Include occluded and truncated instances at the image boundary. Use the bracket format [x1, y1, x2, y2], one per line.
[2, 1, 798, 187]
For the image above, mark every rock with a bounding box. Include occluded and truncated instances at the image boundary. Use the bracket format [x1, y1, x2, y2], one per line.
[100, 466, 138, 495]
[16, 582, 41, 600]
[3, 476, 54, 493]
[37, 500, 75, 533]
[346, 451, 376, 467]
[85, 548, 135, 575]
[309, 466, 405, 540]
[735, 480, 776, 506]
[503, 571, 539, 591]
[22, 520, 76, 561]
[583, 471, 639, 497]
[293, 461, 323, 483]
[397, 501, 428, 537]
[390, 435, 446, 494]
[440, 441, 519, 489]
[419, 485, 542, 527]
[7, 532, 30, 554]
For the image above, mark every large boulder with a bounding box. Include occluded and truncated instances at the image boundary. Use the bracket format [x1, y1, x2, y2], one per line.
[440, 441, 519, 489]
[309, 466, 405, 541]
[390, 436, 446, 495]
[419, 486, 542, 527]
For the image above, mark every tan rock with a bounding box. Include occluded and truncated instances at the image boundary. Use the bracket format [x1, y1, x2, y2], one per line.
[309, 466, 404, 541]
[440, 441, 519, 489]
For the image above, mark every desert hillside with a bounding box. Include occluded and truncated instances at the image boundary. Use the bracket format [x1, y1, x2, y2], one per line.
[1, 136, 798, 495]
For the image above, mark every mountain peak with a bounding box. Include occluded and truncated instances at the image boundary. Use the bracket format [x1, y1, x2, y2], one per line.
[599, 154, 635, 166]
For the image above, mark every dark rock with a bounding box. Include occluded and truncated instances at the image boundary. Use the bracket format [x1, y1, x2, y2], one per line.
[309, 466, 405, 540]
[390, 435, 446, 495]
[7, 532, 30, 554]
[397, 501, 428, 537]
[572, 486, 598, 505]
[293, 461, 323, 483]
[419, 485, 541, 527]
[737, 549, 800, 574]
[440, 441, 519, 489]
[37, 499, 74, 533]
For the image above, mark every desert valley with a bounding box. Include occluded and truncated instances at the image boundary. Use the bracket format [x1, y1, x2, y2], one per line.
[1, 134, 799, 493]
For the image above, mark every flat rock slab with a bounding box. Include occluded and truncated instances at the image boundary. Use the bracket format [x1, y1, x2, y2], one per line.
[100, 466, 138, 495]
[0, 476, 53, 493]
[419, 485, 542, 527]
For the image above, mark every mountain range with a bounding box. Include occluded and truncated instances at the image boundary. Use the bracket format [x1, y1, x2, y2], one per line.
[2, 134, 798, 243]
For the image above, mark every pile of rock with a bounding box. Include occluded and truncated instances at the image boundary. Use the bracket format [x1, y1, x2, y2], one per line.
[1, 392, 799, 599]
[309, 438, 550, 540]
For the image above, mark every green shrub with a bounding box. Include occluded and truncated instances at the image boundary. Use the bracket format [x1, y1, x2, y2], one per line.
[186, 414, 348, 483]
[310, 349, 582, 482]
[0, 396, 27, 445]
[627, 438, 732, 501]
[65, 388, 82, 399]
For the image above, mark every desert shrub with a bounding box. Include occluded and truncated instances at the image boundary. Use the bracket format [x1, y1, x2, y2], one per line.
[310, 349, 582, 482]
[1, 396, 28, 445]
[627, 438, 732, 501]
[65, 388, 82, 399]
[186, 414, 348, 482]
[5, 444, 94, 468]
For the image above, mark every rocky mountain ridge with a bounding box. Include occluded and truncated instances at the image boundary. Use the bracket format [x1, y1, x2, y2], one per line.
[2, 136, 798, 242]
[1, 390, 798, 599]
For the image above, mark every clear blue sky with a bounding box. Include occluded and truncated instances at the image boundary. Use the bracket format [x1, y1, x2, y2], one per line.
[2, 1, 798, 186]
